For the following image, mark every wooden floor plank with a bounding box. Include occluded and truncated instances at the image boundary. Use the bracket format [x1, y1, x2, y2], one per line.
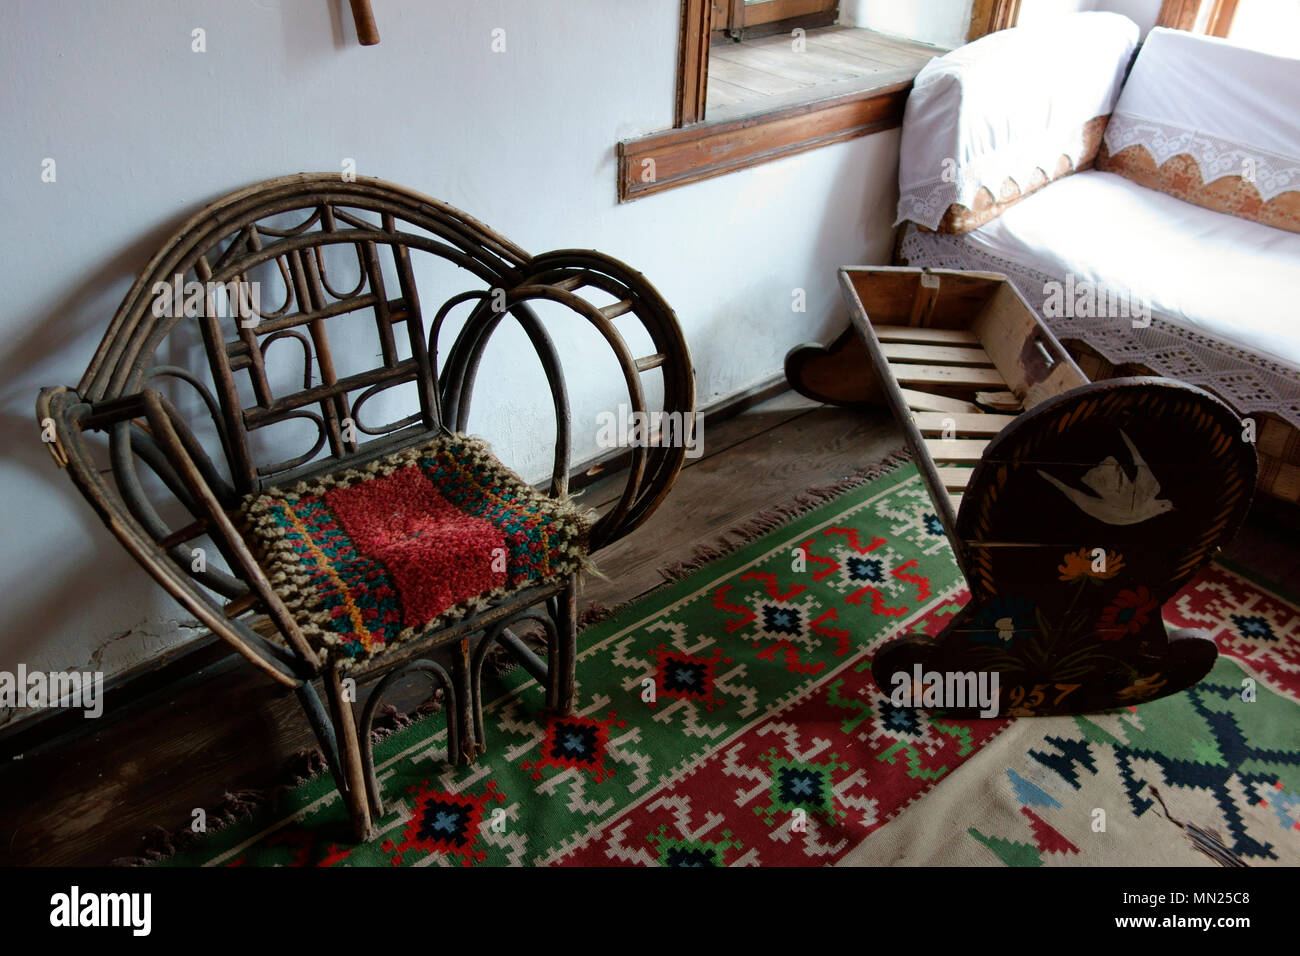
[580, 403, 902, 612]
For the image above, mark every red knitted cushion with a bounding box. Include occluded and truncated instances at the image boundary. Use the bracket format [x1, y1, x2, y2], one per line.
[240, 434, 591, 667]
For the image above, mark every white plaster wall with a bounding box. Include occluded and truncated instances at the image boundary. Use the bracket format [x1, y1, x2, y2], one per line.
[0, 0, 902, 711]
[840, 0, 975, 47]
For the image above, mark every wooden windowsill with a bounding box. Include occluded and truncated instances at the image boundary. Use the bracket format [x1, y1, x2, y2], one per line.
[618, 79, 913, 202]
[707, 25, 941, 122]
[619, 25, 940, 202]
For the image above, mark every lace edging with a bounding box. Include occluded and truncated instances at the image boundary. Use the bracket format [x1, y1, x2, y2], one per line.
[1103, 113, 1300, 201]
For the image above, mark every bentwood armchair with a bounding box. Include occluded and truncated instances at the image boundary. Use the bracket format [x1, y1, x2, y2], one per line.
[37, 174, 694, 841]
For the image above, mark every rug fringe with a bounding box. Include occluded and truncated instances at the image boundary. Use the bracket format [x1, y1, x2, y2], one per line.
[588, 447, 912, 621]
[662, 448, 912, 582]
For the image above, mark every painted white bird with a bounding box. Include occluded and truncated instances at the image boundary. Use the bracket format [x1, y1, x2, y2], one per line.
[1037, 430, 1174, 526]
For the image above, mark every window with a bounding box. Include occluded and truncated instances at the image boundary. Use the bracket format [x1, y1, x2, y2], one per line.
[1159, 0, 1300, 54]
[1221, 0, 1300, 55]
[619, 1, 1009, 202]
[713, 0, 841, 41]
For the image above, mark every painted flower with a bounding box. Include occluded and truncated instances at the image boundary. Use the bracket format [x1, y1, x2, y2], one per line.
[1117, 673, 1167, 701]
[1097, 586, 1159, 640]
[1058, 548, 1125, 582]
[971, 596, 1036, 646]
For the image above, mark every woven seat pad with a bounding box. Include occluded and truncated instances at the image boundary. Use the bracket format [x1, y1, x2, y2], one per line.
[240, 433, 591, 667]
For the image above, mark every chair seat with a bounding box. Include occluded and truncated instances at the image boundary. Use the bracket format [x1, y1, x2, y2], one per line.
[240, 433, 591, 668]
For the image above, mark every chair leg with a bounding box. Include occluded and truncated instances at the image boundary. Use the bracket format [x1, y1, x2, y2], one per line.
[546, 575, 579, 716]
[295, 680, 344, 797]
[449, 637, 482, 763]
[358, 658, 458, 818]
[324, 667, 376, 843]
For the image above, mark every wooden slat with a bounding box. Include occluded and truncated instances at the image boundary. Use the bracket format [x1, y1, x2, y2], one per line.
[551, 274, 587, 292]
[910, 411, 1016, 436]
[891, 363, 1006, 389]
[924, 437, 989, 463]
[975, 390, 1023, 412]
[879, 342, 993, 366]
[936, 466, 975, 491]
[899, 388, 980, 414]
[635, 353, 666, 372]
[873, 325, 980, 345]
[949, 492, 963, 512]
[600, 299, 635, 320]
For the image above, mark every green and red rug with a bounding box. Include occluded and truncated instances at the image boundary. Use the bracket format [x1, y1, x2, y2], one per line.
[159, 463, 1300, 866]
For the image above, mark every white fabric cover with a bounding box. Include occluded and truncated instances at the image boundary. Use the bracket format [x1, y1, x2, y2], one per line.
[896, 12, 1139, 230]
[1104, 28, 1300, 200]
[899, 170, 1300, 426]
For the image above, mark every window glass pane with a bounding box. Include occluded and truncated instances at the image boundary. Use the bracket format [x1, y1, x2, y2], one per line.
[1229, 0, 1300, 56]
[839, 0, 971, 49]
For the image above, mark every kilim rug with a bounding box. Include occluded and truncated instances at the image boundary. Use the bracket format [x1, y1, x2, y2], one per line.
[157, 463, 1300, 866]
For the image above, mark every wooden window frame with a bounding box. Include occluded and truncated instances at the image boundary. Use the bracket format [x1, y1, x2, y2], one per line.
[620, 1, 1019, 202]
[967, 0, 1023, 43]
[1158, 0, 1204, 31]
[1204, 0, 1240, 37]
[1159, 0, 1239, 36]
[716, 0, 839, 41]
[676, 0, 712, 127]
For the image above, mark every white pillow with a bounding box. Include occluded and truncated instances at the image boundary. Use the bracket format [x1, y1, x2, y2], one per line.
[1102, 27, 1300, 202]
[897, 11, 1140, 231]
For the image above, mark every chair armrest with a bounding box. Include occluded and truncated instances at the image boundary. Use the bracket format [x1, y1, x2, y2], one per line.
[36, 386, 311, 686]
[437, 249, 695, 554]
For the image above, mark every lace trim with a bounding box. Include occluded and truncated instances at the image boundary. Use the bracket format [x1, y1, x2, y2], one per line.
[897, 225, 1300, 429]
[1103, 113, 1300, 201]
[897, 122, 1102, 230]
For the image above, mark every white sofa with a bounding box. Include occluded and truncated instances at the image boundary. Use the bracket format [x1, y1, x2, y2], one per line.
[895, 14, 1300, 502]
